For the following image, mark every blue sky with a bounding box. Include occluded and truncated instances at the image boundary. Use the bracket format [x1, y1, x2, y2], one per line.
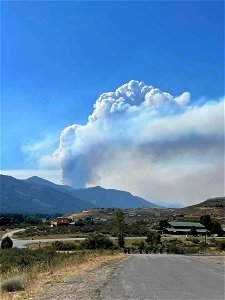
[1, 1, 224, 206]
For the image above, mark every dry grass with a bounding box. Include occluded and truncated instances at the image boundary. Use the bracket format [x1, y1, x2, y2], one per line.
[0, 251, 126, 300]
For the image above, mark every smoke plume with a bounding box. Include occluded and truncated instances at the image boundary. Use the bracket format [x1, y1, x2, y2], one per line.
[42, 81, 224, 205]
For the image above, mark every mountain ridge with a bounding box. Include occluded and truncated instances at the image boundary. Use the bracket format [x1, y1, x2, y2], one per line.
[0, 175, 95, 214]
[0, 175, 158, 214]
[25, 176, 158, 209]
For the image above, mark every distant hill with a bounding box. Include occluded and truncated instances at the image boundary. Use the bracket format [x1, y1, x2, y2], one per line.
[169, 197, 225, 221]
[0, 175, 158, 214]
[193, 197, 225, 208]
[66, 197, 225, 226]
[0, 175, 94, 214]
[25, 176, 158, 209]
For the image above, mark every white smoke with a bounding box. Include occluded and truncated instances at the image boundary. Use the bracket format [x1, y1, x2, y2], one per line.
[40, 80, 224, 206]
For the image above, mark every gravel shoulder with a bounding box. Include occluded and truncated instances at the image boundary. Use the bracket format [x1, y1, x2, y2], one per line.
[30, 254, 127, 300]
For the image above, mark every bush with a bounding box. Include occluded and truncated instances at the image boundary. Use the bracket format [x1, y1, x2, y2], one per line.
[1, 276, 25, 292]
[1, 236, 13, 249]
[79, 234, 114, 250]
[146, 231, 161, 245]
[163, 239, 199, 254]
[51, 241, 77, 251]
[216, 241, 225, 251]
[192, 238, 200, 244]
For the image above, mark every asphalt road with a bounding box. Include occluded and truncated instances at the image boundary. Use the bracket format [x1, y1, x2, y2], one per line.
[101, 254, 225, 300]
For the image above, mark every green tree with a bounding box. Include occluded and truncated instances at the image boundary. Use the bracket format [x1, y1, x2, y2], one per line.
[210, 221, 223, 236]
[112, 209, 126, 248]
[1, 236, 13, 249]
[190, 226, 198, 237]
[200, 215, 212, 230]
[146, 231, 161, 246]
[159, 219, 168, 230]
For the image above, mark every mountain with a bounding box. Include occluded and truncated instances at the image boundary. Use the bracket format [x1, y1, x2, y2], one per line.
[0, 175, 95, 214]
[0, 174, 158, 214]
[69, 186, 158, 209]
[25, 176, 158, 209]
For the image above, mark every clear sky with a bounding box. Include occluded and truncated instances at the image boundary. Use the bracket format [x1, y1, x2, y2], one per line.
[1, 1, 224, 206]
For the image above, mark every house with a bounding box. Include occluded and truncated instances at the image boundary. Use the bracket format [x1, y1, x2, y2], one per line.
[164, 221, 207, 235]
[51, 217, 70, 226]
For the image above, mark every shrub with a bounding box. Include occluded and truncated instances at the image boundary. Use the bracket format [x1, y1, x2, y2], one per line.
[51, 241, 77, 251]
[192, 238, 200, 244]
[132, 241, 145, 251]
[146, 231, 161, 245]
[1, 236, 13, 249]
[162, 239, 199, 254]
[79, 234, 114, 250]
[216, 241, 225, 251]
[1, 276, 25, 292]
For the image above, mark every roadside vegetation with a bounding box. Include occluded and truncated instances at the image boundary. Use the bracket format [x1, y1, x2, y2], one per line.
[0, 234, 121, 299]
[128, 235, 225, 255]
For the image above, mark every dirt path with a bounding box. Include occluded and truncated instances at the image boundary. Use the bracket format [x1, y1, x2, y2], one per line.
[30, 254, 127, 300]
[1, 228, 26, 240]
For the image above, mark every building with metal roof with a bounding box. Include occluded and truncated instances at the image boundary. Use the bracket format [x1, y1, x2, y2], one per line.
[164, 221, 207, 235]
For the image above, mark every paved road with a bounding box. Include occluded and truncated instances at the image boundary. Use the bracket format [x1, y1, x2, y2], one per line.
[101, 254, 225, 300]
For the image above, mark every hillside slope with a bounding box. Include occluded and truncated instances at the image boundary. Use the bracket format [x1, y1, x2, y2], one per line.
[0, 175, 94, 214]
[71, 186, 158, 208]
[25, 176, 158, 209]
[166, 197, 225, 221]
